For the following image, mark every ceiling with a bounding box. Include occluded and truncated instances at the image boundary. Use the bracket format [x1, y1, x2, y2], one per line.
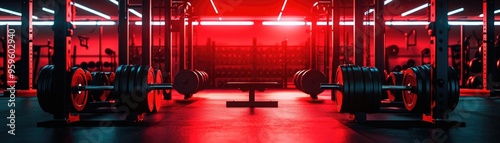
[0, 0, 498, 21]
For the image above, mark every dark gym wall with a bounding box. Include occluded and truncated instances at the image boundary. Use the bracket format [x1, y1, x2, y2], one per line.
[3, 24, 499, 73]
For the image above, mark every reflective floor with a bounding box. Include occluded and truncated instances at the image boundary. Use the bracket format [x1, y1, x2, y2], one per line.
[0, 89, 499, 143]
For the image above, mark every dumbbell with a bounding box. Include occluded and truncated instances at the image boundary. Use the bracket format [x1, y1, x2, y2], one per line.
[88, 61, 96, 69]
[468, 58, 482, 73]
[80, 62, 88, 69]
[466, 75, 482, 89]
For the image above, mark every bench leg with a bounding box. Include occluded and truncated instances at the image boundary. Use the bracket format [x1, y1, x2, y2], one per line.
[226, 89, 278, 108]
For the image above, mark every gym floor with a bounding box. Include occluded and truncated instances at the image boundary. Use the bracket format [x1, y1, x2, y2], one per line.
[1, 90, 498, 143]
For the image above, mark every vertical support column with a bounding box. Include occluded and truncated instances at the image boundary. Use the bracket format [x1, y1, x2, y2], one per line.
[427, 0, 449, 120]
[20, 0, 33, 90]
[283, 39, 288, 88]
[331, 0, 340, 100]
[142, 0, 152, 66]
[353, 0, 364, 66]
[164, 0, 172, 82]
[179, 7, 186, 70]
[460, 25, 468, 86]
[99, 26, 103, 70]
[325, 8, 331, 79]
[53, 0, 73, 119]
[187, 16, 194, 69]
[311, 17, 318, 69]
[373, 0, 385, 73]
[118, 0, 129, 65]
[2, 25, 7, 89]
[252, 38, 257, 80]
[482, 0, 496, 90]
[211, 41, 216, 86]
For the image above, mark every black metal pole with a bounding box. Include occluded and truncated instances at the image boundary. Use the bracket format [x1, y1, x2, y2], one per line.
[164, 0, 172, 82]
[428, 0, 449, 120]
[331, 0, 340, 83]
[325, 9, 330, 80]
[311, 18, 317, 69]
[118, 0, 129, 65]
[283, 39, 288, 88]
[252, 38, 257, 80]
[20, 0, 33, 90]
[179, 6, 186, 70]
[99, 26, 103, 70]
[482, 0, 496, 91]
[187, 16, 194, 70]
[353, 0, 364, 66]
[374, 0, 385, 74]
[1, 25, 7, 89]
[142, 0, 152, 66]
[53, 0, 73, 119]
[460, 25, 467, 86]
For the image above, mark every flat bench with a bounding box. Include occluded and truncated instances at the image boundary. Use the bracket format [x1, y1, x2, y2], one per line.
[225, 82, 279, 107]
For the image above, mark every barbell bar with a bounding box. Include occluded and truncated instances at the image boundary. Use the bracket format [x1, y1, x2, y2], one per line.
[320, 84, 412, 90]
[75, 84, 172, 91]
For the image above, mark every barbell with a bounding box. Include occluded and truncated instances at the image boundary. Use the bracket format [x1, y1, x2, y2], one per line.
[321, 64, 459, 113]
[37, 65, 170, 114]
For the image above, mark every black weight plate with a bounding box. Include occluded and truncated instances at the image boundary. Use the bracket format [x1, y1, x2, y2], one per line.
[113, 65, 126, 100]
[173, 69, 200, 95]
[369, 67, 382, 112]
[46, 66, 58, 113]
[301, 69, 327, 95]
[193, 70, 204, 92]
[448, 67, 460, 111]
[91, 72, 110, 101]
[345, 65, 356, 113]
[36, 65, 53, 114]
[351, 66, 365, 112]
[387, 72, 404, 102]
[130, 65, 141, 111]
[118, 65, 132, 105]
[298, 69, 311, 92]
[417, 66, 431, 113]
[70, 67, 88, 112]
[360, 66, 372, 112]
[293, 70, 305, 90]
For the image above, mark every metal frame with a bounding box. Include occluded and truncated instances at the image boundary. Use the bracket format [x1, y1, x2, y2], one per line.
[164, 0, 173, 98]
[331, 0, 340, 100]
[52, 0, 73, 120]
[142, 0, 152, 66]
[1, 25, 7, 90]
[353, 0, 364, 66]
[373, 0, 385, 74]
[426, 0, 450, 121]
[20, 0, 34, 90]
[482, 0, 497, 92]
[118, 0, 130, 65]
